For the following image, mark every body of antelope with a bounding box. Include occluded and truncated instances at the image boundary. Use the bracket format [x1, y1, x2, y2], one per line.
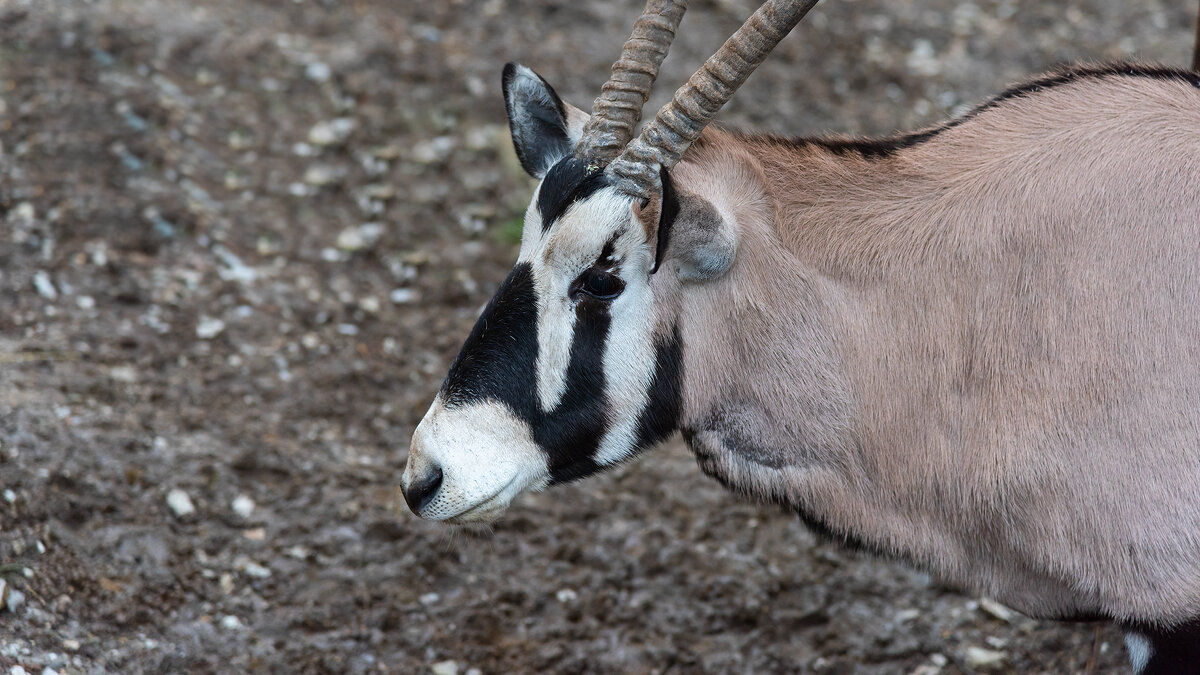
[401, 1, 1200, 670]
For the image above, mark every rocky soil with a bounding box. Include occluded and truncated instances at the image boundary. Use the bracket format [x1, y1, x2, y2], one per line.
[0, 0, 1194, 673]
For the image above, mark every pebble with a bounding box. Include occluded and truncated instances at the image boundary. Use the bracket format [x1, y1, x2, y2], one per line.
[303, 165, 342, 186]
[166, 488, 196, 518]
[3, 489, 15, 503]
[33, 271, 58, 300]
[430, 660, 457, 675]
[419, 592, 440, 606]
[10, 666, 28, 675]
[411, 136, 455, 165]
[555, 588, 578, 603]
[219, 615, 243, 631]
[6, 588, 25, 613]
[336, 223, 384, 251]
[978, 597, 1017, 623]
[76, 295, 95, 309]
[231, 494, 255, 518]
[305, 61, 332, 82]
[241, 561, 271, 579]
[390, 288, 416, 304]
[196, 316, 226, 340]
[307, 118, 356, 146]
[963, 646, 1007, 668]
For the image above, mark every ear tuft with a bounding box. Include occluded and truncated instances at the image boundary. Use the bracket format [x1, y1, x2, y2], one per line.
[502, 63, 572, 179]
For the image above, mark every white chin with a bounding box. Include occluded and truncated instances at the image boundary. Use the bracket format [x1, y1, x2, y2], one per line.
[404, 397, 548, 522]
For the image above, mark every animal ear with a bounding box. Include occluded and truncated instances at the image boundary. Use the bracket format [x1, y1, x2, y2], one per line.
[502, 63, 587, 179]
[653, 173, 737, 281]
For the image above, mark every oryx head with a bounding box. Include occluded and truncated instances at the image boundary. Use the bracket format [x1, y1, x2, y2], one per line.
[401, 0, 819, 523]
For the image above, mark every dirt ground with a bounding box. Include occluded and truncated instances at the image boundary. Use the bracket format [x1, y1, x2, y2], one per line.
[0, 0, 1195, 673]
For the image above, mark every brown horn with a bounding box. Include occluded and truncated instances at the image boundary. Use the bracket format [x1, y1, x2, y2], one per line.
[609, 0, 821, 199]
[575, 0, 688, 165]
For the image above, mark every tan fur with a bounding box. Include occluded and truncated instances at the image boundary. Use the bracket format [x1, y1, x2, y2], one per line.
[659, 70, 1200, 623]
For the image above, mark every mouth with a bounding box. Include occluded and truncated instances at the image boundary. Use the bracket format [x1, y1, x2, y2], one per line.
[443, 477, 518, 525]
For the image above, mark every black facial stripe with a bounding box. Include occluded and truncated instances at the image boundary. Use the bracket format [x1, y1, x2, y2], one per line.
[633, 324, 683, 450]
[441, 264, 539, 410]
[439, 263, 616, 485]
[537, 157, 610, 233]
[542, 296, 612, 483]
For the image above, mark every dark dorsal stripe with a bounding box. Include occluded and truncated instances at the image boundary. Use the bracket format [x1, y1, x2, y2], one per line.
[537, 157, 611, 233]
[772, 64, 1200, 160]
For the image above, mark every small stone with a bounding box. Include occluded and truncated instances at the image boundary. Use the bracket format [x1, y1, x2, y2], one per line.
[41, 668, 60, 675]
[360, 296, 380, 313]
[411, 136, 455, 164]
[166, 488, 196, 518]
[419, 592, 439, 606]
[109, 366, 137, 383]
[3, 489, 14, 503]
[33, 271, 57, 300]
[231, 494, 255, 518]
[963, 646, 1007, 668]
[61, 639, 80, 652]
[305, 61, 332, 82]
[430, 660, 457, 675]
[895, 608, 921, 622]
[285, 545, 309, 560]
[390, 288, 416, 304]
[242, 527, 266, 541]
[555, 588, 578, 603]
[196, 316, 226, 339]
[303, 165, 341, 186]
[76, 295, 95, 309]
[219, 615, 243, 631]
[336, 324, 359, 336]
[219, 572, 234, 595]
[241, 561, 271, 579]
[336, 223, 384, 251]
[307, 118, 356, 146]
[6, 589, 25, 613]
[978, 597, 1017, 623]
[10, 666, 28, 675]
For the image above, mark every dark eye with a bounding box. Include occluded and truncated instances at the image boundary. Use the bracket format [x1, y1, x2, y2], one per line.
[572, 269, 625, 300]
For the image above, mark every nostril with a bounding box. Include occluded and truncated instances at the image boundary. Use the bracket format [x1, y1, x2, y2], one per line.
[402, 466, 444, 514]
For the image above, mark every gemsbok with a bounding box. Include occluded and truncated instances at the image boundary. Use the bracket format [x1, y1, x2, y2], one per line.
[401, 0, 1200, 670]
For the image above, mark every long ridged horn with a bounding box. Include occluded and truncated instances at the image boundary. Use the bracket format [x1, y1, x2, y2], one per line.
[609, 0, 821, 199]
[575, 0, 688, 164]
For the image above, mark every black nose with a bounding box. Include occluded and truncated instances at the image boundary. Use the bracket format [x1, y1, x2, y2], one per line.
[402, 466, 443, 514]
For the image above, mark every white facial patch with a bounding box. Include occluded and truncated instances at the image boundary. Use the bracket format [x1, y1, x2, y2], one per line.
[405, 397, 549, 522]
[521, 186, 651, 416]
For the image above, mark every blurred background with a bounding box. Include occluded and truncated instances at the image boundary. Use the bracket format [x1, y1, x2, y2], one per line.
[0, 0, 1193, 672]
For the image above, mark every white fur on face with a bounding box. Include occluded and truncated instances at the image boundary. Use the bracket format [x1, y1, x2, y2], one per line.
[522, 186, 659, 463]
[404, 397, 549, 523]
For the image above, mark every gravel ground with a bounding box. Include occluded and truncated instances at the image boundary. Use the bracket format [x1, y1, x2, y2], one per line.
[0, 0, 1194, 673]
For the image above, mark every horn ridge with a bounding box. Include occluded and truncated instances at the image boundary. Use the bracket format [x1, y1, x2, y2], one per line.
[575, 0, 688, 165]
[610, 0, 821, 199]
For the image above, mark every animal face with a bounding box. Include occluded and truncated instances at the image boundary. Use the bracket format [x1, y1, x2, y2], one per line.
[401, 65, 688, 523]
